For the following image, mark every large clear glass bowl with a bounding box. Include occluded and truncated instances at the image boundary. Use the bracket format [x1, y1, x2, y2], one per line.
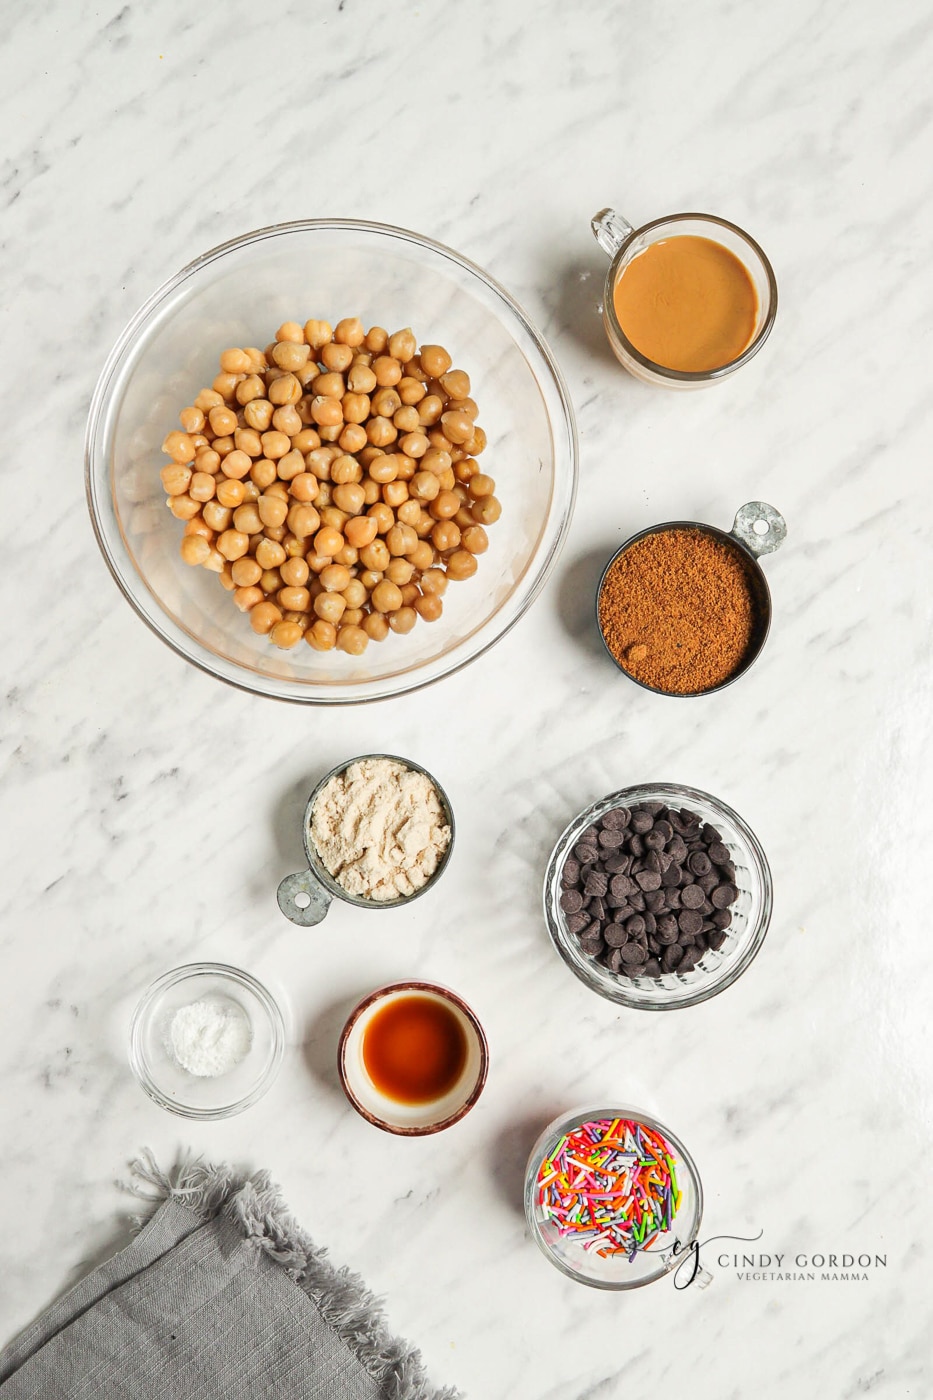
[544, 782, 773, 1010]
[86, 219, 578, 703]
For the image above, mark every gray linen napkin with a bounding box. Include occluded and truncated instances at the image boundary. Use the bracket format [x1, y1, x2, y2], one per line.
[0, 1156, 459, 1400]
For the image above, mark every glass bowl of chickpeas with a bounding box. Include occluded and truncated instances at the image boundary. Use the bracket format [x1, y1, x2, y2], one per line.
[86, 219, 578, 702]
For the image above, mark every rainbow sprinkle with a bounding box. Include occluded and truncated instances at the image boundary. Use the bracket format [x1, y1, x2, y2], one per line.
[535, 1117, 681, 1261]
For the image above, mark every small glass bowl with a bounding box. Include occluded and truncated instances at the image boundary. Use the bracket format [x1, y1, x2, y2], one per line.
[86, 218, 578, 704]
[129, 962, 285, 1119]
[524, 1105, 703, 1289]
[544, 783, 772, 1010]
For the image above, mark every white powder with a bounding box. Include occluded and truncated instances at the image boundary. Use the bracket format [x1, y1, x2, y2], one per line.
[310, 757, 451, 902]
[169, 998, 252, 1077]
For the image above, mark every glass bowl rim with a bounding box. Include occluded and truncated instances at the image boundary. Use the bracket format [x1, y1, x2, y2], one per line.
[85, 216, 579, 705]
[543, 781, 773, 1010]
[523, 1102, 704, 1289]
[603, 211, 779, 383]
[128, 960, 286, 1119]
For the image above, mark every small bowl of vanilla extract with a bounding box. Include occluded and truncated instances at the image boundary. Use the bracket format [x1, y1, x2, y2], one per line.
[338, 981, 489, 1135]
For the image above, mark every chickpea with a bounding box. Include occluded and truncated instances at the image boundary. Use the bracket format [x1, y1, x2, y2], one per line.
[367, 416, 396, 447]
[408, 540, 436, 572]
[286, 503, 321, 540]
[314, 371, 345, 400]
[271, 340, 311, 372]
[321, 342, 354, 373]
[217, 450, 249, 482]
[386, 558, 415, 587]
[398, 431, 429, 459]
[267, 619, 301, 649]
[194, 387, 224, 412]
[267, 374, 299, 407]
[232, 427, 261, 459]
[386, 522, 418, 556]
[331, 482, 364, 514]
[360, 539, 391, 571]
[231, 502, 261, 535]
[347, 363, 377, 394]
[241, 479, 261, 502]
[343, 578, 367, 609]
[203, 501, 233, 531]
[314, 592, 346, 625]
[368, 454, 399, 485]
[316, 481, 333, 507]
[257, 494, 288, 528]
[359, 569, 384, 592]
[409, 470, 440, 503]
[257, 431, 288, 460]
[342, 607, 364, 627]
[244, 399, 274, 431]
[339, 391, 368, 425]
[318, 563, 350, 593]
[275, 449, 303, 481]
[230, 584, 263, 613]
[393, 405, 421, 434]
[235, 375, 265, 407]
[232, 557, 263, 587]
[311, 396, 344, 428]
[432, 520, 461, 552]
[276, 584, 311, 613]
[397, 376, 427, 406]
[328, 454, 359, 485]
[291, 428, 321, 454]
[305, 448, 333, 481]
[169, 493, 201, 520]
[290, 473, 320, 503]
[382, 481, 408, 509]
[385, 328, 414, 362]
[420, 447, 451, 476]
[314, 525, 344, 557]
[459, 523, 488, 555]
[362, 477, 381, 506]
[184, 516, 213, 540]
[363, 611, 390, 641]
[219, 564, 237, 591]
[206, 405, 235, 437]
[260, 568, 284, 594]
[466, 473, 494, 499]
[448, 395, 479, 420]
[446, 548, 479, 581]
[388, 606, 417, 634]
[414, 592, 443, 622]
[466, 425, 487, 455]
[338, 425, 367, 457]
[396, 499, 422, 527]
[319, 506, 349, 533]
[420, 567, 448, 596]
[161, 463, 192, 496]
[364, 326, 388, 353]
[472, 495, 501, 525]
[280, 556, 310, 588]
[439, 368, 471, 399]
[328, 316, 362, 348]
[217, 529, 249, 561]
[255, 537, 287, 570]
[417, 396, 444, 428]
[439, 411, 473, 445]
[306, 618, 336, 650]
[180, 534, 211, 566]
[373, 355, 402, 387]
[334, 623, 367, 655]
[304, 319, 333, 349]
[437, 467, 456, 491]
[455, 457, 478, 484]
[271, 405, 301, 437]
[345, 515, 379, 549]
[369, 579, 402, 613]
[429, 490, 461, 520]
[195, 448, 221, 475]
[371, 388, 402, 418]
[179, 406, 206, 435]
[203, 547, 226, 573]
[418, 343, 451, 377]
[362, 502, 390, 534]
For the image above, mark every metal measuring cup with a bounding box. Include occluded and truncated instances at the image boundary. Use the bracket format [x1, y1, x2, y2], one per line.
[596, 501, 787, 695]
[276, 753, 456, 927]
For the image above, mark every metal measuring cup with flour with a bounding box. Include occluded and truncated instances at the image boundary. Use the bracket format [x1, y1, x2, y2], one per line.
[277, 754, 455, 926]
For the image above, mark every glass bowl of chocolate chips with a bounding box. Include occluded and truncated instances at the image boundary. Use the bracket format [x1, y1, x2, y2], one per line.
[543, 782, 773, 1009]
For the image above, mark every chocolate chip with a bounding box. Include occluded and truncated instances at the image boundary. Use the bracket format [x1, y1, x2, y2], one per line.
[560, 888, 584, 913]
[589, 896, 607, 921]
[662, 944, 684, 971]
[606, 948, 625, 973]
[644, 958, 663, 978]
[635, 869, 662, 891]
[680, 883, 705, 909]
[630, 809, 654, 833]
[610, 874, 636, 898]
[661, 863, 682, 889]
[707, 929, 727, 951]
[644, 829, 666, 851]
[628, 833, 645, 857]
[598, 828, 625, 848]
[584, 870, 608, 897]
[604, 923, 628, 948]
[628, 891, 646, 912]
[580, 935, 604, 957]
[574, 841, 598, 863]
[643, 911, 657, 936]
[708, 842, 731, 865]
[712, 908, 732, 930]
[678, 947, 702, 972]
[602, 807, 630, 829]
[620, 942, 644, 964]
[656, 916, 679, 944]
[625, 915, 646, 937]
[561, 858, 580, 886]
[711, 883, 738, 909]
[687, 851, 711, 876]
[678, 909, 703, 936]
[644, 890, 666, 913]
[604, 853, 631, 875]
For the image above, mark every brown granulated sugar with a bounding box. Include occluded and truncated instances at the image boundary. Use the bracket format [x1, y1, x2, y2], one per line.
[598, 527, 756, 694]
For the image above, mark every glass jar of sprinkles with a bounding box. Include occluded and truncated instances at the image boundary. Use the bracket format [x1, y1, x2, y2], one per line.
[524, 1106, 703, 1288]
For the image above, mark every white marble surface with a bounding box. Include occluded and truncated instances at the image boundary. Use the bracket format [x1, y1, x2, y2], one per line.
[1, 1, 932, 1395]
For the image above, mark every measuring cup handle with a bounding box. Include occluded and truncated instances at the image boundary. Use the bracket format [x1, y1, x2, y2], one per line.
[591, 208, 634, 258]
[276, 870, 332, 927]
[730, 501, 787, 559]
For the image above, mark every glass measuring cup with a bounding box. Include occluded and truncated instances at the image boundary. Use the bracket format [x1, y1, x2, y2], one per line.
[591, 209, 778, 388]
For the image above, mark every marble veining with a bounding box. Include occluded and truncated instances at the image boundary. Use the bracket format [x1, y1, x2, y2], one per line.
[1, 1, 932, 1397]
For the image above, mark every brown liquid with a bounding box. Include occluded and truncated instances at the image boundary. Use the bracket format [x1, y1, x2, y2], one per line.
[612, 235, 758, 372]
[362, 995, 467, 1104]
